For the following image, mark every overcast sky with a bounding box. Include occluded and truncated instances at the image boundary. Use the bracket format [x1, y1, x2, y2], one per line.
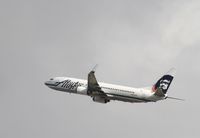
[0, 0, 200, 138]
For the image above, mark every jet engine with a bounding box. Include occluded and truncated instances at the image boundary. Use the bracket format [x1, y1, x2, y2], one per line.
[93, 96, 109, 104]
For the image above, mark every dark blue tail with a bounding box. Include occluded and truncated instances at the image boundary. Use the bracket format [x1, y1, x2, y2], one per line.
[152, 69, 175, 94]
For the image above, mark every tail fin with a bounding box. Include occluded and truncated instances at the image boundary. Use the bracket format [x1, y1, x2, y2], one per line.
[152, 68, 175, 94]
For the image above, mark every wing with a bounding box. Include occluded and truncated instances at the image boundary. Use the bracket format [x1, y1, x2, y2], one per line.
[87, 70, 105, 96]
[87, 69, 110, 103]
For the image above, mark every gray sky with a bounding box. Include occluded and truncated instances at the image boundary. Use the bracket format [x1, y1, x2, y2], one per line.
[0, 0, 200, 138]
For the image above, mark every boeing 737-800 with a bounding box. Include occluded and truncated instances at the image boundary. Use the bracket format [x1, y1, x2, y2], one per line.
[45, 68, 182, 104]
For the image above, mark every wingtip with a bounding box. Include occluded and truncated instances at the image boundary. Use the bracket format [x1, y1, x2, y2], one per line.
[92, 64, 98, 72]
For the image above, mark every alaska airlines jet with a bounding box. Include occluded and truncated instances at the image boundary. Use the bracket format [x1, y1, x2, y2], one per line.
[45, 68, 182, 104]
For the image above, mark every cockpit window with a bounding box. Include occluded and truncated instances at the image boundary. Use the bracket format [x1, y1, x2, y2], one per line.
[50, 78, 54, 80]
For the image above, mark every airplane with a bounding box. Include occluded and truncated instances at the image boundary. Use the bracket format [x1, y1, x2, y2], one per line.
[44, 67, 183, 104]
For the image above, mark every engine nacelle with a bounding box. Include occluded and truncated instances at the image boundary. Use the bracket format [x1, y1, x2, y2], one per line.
[77, 86, 87, 95]
[93, 96, 109, 104]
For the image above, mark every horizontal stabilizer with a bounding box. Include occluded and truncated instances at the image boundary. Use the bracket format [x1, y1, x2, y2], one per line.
[167, 96, 185, 101]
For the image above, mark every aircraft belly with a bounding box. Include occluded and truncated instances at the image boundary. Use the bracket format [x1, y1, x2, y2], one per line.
[109, 96, 145, 103]
[107, 93, 150, 103]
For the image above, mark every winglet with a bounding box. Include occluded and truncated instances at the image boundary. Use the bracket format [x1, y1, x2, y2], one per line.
[92, 64, 98, 73]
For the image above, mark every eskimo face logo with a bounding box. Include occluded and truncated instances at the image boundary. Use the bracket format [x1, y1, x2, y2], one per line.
[159, 79, 171, 90]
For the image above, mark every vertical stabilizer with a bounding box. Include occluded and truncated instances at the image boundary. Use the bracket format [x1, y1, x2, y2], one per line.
[152, 68, 175, 94]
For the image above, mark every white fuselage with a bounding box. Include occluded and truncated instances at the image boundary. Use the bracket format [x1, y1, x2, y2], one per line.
[45, 77, 166, 103]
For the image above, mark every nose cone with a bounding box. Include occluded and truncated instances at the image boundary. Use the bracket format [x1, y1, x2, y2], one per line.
[44, 81, 52, 87]
[44, 80, 58, 88]
[44, 81, 48, 86]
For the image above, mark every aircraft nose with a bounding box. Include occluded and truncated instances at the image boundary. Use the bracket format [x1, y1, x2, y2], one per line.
[44, 81, 51, 86]
[45, 80, 58, 87]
